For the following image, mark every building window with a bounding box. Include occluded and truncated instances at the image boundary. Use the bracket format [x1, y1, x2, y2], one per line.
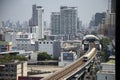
[47, 42, 49, 44]
[43, 42, 45, 44]
[51, 42, 53, 44]
[39, 42, 41, 44]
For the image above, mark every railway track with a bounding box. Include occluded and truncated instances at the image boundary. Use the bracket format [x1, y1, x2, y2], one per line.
[42, 43, 96, 80]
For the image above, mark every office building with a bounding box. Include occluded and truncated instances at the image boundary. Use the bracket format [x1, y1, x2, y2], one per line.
[94, 12, 106, 26]
[16, 32, 35, 51]
[51, 12, 60, 35]
[60, 6, 78, 35]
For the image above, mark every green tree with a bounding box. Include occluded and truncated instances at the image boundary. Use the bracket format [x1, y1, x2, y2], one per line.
[14, 55, 28, 61]
[100, 38, 110, 51]
[37, 52, 51, 61]
[0, 54, 27, 63]
[100, 38, 111, 62]
[100, 51, 106, 62]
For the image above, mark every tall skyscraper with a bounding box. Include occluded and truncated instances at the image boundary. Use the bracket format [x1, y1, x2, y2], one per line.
[37, 6, 44, 39]
[51, 12, 60, 35]
[30, 4, 44, 39]
[32, 4, 38, 26]
[111, 0, 116, 13]
[60, 6, 78, 35]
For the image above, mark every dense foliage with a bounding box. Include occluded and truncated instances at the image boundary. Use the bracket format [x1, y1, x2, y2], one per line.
[99, 38, 111, 62]
[100, 38, 110, 51]
[0, 54, 27, 63]
[37, 52, 51, 61]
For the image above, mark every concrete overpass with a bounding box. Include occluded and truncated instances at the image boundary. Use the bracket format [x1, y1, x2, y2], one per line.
[41, 43, 97, 80]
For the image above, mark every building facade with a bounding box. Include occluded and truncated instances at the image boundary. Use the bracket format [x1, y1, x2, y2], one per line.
[29, 26, 39, 40]
[111, 0, 116, 13]
[0, 61, 27, 80]
[16, 32, 35, 51]
[35, 40, 61, 58]
[51, 12, 60, 35]
[30, 4, 44, 39]
[0, 41, 12, 52]
[97, 63, 115, 80]
[59, 51, 77, 67]
[94, 12, 106, 26]
[60, 6, 78, 35]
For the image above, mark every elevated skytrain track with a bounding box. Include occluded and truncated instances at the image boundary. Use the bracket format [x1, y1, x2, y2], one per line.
[42, 43, 97, 80]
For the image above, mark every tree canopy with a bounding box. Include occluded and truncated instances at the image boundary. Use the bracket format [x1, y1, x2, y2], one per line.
[100, 38, 110, 51]
[37, 52, 51, 61]
[0, 54, 27, 63]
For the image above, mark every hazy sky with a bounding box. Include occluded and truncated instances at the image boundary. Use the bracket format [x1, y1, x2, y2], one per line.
[0, 0, 108, 25]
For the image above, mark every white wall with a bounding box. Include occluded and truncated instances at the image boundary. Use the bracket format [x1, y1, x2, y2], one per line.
[97, 72, 115, 80]
[38, 41, 53, 55]
[101, 63, 115, 72]
[30, 52, 38, 61]
[97, 63, 115, 80]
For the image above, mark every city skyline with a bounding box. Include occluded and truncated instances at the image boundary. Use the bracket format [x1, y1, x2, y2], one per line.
[0, 0, 108, 25]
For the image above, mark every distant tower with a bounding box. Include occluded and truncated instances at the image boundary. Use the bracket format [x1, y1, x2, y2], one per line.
[32, 4, 38, 26]
[51, 12, 60, 35]
[30, 4, 44, 39]
[36, 6, 44, 39]
[60, 6, 78, 35]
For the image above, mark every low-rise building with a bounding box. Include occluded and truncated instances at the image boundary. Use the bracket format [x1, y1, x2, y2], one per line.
[5, 32, 36, 51]
[35, 40, 61, 58]
[97, 60, 115, 80]
[16, 32, 35, 51]
[59, 51, 77, 67]
[0, 60, 27, 80]
[0, 41, 12, 52]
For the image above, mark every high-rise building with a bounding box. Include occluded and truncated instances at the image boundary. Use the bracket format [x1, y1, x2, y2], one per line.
[32, 4, 38, 26]
[60, 6, 78, 35]
[51, 12, 60, 35]
[94, 12, 106, 26]
[111, 0, 116, 13]
[105, 12, 115, 39]
[77, 18, 82, 33]
[37, 6, 44, 39]
[30, 4, 44, 39]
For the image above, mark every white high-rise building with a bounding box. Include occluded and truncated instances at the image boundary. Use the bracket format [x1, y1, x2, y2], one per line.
[36, 6, 44, 39]
[30, 4, 44, 40]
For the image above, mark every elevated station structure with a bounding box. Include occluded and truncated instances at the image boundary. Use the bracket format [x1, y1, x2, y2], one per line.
[82, 34, 101, 51]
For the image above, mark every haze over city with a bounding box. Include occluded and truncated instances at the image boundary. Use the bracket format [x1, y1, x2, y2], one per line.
[0, 0, 108, 25]
[0, 0, 115, 80]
